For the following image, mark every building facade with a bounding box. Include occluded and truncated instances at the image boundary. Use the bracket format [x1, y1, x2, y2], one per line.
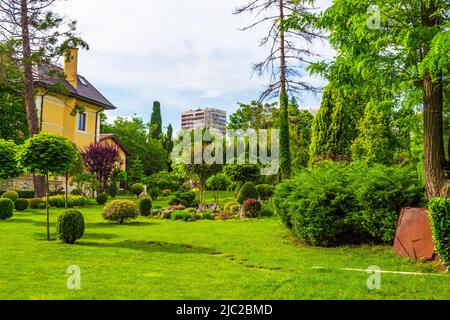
[181, 108, 227, 134]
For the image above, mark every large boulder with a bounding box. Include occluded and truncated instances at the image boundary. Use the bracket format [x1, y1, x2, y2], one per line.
[393, 208, 435, 260]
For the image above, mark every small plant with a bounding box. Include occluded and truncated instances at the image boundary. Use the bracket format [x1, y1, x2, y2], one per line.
[237, 182, 258, 204]
[259, 205, 274, 217]
[102, 200, 139, 224]
[29, 198, 43, 209]
[131, 183, 145, 197]
[56, 210, 85, 244]
[149, 187, 161, 201]
[14, 199, 29, 211]
[162, 189, 172, 197]
[0, 198, 14, 220]
[1, 191, 19, 203]
[240, 198, 261, 219]
[37, 202, 47, 210]
[71, 188, 82, 196]
[139, 197, 152, 217]
[96, 192, 108, 205]
[256, 184, 275, 201]
[429, 198, 450, 269]
[171, 210, 191, 221]
[201, 211, 214, 220]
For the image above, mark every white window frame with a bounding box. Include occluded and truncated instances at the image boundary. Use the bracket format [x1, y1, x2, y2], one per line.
[77, 111, 87, 133]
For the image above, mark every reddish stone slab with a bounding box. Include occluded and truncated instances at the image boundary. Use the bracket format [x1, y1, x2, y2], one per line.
[393, 208, 435, 260]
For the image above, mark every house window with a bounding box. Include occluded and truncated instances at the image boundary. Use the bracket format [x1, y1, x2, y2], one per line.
[78, 112, 87, 132]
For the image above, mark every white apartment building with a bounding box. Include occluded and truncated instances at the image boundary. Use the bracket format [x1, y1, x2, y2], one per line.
[181, 108, 227, 134]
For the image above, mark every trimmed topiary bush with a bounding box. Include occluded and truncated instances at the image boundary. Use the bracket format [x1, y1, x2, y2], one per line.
[0, 198, 14, 220]
[240, 198, 262, 219]
[256, 184, 275, 201]
[14, 199, 29, 211]
[96, 192, 108, 205]
[139, 197, 152, 217]
[102, 200, 139, 224]
[428, 198, 450, 270]
[237, 182, 258, 204]
[56, 210, 85, 244]
[29, 198, 43, 209]
[131, 183, 145, 197]
[1, 191, 19, 203]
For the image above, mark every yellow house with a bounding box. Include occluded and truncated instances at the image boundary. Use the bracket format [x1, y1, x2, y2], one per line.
[35, 48, 116, 149]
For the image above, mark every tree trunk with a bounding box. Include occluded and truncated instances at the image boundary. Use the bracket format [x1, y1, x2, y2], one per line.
[421, 0, 448, 198]
[46, 173, 50, 241]
[278, 0, 291, 178]
[20, 0, 45, 197]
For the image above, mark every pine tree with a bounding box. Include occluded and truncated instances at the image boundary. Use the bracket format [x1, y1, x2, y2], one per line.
[149, 101, 163, 140]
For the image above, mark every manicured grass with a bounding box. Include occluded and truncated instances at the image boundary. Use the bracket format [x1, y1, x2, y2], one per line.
[0, 193, 449, 300]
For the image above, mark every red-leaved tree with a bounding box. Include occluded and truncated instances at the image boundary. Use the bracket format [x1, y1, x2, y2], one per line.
[81, 143, 123, 193]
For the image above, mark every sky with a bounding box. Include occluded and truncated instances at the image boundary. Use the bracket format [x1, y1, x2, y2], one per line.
[55, 0, 334, 132]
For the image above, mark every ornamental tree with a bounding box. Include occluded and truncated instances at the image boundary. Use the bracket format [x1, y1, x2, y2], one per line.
[18, 132, 78, 240]
[0, 139, 21, 180]
[81, 143, 123, 193]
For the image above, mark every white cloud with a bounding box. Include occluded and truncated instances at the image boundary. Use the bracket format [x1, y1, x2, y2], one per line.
[54, 0, 334, 130]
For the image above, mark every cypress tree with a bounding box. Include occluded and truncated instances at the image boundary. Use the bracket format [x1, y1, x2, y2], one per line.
[163, 124, 174, 154]
[149, 101, 163, 140]
[279, 91, 291, 178]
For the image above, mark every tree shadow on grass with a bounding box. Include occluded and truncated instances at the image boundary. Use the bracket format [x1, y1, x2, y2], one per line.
[77, 240, 223, 255]
[85, 221, 159, 229]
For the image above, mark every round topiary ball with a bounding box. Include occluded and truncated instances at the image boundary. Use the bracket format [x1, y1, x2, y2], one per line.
[237, 182, 258, 204]
[130, 183, 145, 197]
[138, 197, 152, 217]
[0, 198, 14, 220]
[14, 198, 29, 211]
[102, 200, 139, 224]
[240, 198, 262, 219]
[56, 210, 85, 244]
[1, 191, 19, 203]
[96, 192, 108, 205]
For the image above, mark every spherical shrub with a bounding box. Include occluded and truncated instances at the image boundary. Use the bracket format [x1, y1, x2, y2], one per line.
[56, 210, 85, 244]
[131, 183, 145, 197]
[96, 192, 108, 205]
[237, 182, 258, 204]
[162, 189, 172, 196]
[71, 188, 82, 196]
[256, 184, 275, 201]
[1, 191, 19, 203]
[37, 202, 47, 210]
[139, 197, 152, 217]
[102, 200, 139, 224]
[14, 198, 29, 211]
[29, 198, 43, 209]
[0, 198, 14, 220]
[240, 198, 261, 219]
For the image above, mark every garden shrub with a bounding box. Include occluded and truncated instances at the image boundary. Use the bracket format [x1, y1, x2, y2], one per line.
[171, 210, 191, 221]
[71, 188, 82, 196]
[0, 198, 14, 220]
[224, 201, 238, 213]
[229, 204, 240, 215]
[107, 183, 118, 198]
[192, 213, 202, 221]
[256, 184, 275, 201]
[170, 191, 197, 208]
[259, 204, 274, 217]
[237, 182, 258, 204]
[37, 202, 47, 210]
[0, 191, 36, 199]
[1, 191, 19, 203]
[139, 197, 152, 217]
[240, 198, 262, 219]
[102, 200, 139, 224]
[149, 187, 161, 201]
[96, 192, 108, 205]
[47, 195, 88, 208]
[14, 199, 29, 211]
[130, 183, 145, 197]
[29, 198, 43, 209]
[428, 198, 450, 269]
[273, 162, 424, 247]
[56, 210, 85, 244]
[162, 189, 172, 196]
[201, 211, 214, 220]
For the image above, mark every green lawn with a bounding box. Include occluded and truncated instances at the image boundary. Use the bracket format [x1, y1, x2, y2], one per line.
[0, 192, 449, 300]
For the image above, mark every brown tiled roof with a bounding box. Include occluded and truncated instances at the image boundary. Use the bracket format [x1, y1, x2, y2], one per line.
[35, 64, 116, 110]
